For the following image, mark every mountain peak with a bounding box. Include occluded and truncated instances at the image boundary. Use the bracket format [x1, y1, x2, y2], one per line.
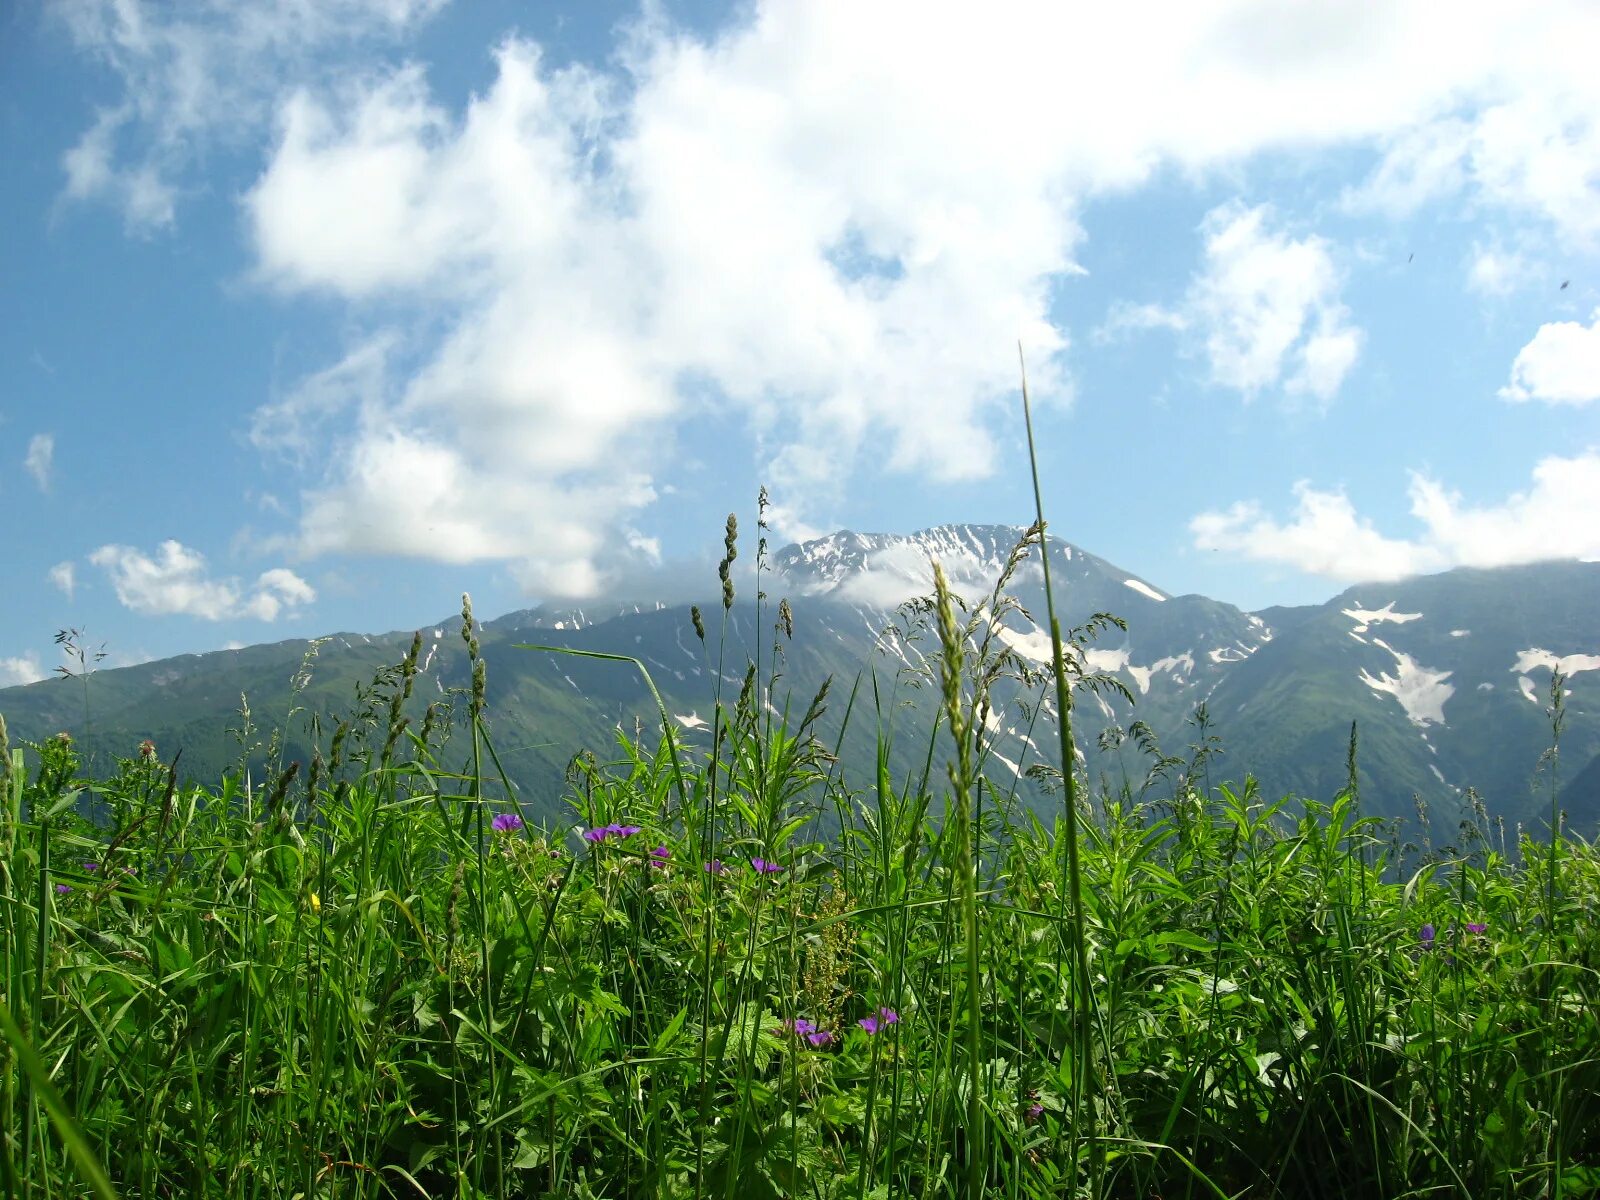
[771, 523, 1172, 609]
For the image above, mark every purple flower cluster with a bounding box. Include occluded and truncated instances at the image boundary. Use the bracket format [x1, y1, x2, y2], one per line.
[583, 823, 642, 844]
[780, 1018, 834, 1047]
[491, 812, 524, 834]
[649, 845, 671, 868]
[857, 1007, 900, 1035]
[750, 858, 783, 875]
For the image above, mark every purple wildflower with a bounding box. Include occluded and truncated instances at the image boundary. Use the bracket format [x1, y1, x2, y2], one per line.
[1420, 923, 1436, 950]
[751, 858, 783, 875]
[858, 1007, 899, 1035]
[649, 845, 670, 868]
[491, 812, 524, 834]
[55, 883, 71, 895]
[1466, 921, 1488, 935]
[582, 827, 609, 843]
[83, 861, 100, 873]
[704, 859, 728, 875]
[1028, 1102, 1044, 1121]
[611, 824, 642, 838]
[777, 1017, 832, 1046]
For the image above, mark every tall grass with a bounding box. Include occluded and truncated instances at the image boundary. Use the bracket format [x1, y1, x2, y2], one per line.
[3, 499, 1599, 1194]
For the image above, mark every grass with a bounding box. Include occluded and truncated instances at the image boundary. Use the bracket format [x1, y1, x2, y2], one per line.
[3, 425, 1599, 1196]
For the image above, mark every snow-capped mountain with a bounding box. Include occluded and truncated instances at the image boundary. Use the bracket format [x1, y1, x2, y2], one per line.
[1, 526, 1595, 836]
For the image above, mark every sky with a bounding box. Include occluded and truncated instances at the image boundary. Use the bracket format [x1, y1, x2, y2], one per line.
[3, 0, 1599, 685]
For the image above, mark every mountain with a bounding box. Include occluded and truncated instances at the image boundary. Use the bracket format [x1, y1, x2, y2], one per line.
[2, 526, 1596, 835]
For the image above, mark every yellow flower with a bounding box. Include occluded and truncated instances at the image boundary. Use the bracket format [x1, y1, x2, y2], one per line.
[309, 892, 321, 913]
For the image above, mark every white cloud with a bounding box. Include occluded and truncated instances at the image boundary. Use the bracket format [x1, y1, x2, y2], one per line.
[53, 0, 445, 232]
[49, 561, 76, 600]
[1340, 9, 1600, 247]
[24, 434, 54, 491]
[88, 540, 316, 620]
[1184, 203, 1362, 402]
[1104, 204, 1363, 401]
[1466, 243, 1534, 296]
[1192, 482, 1436, 581]
[1499, 309, 1600, 405]
[0, 653, 47, 688]
[57, 1, 1600, 590]
[1194, 449, 1600, 580]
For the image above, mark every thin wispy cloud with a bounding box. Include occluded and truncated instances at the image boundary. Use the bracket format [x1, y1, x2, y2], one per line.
[53, 0, 446, 233]
[25, 434, 54, 491]
[49, 561, 77, 601]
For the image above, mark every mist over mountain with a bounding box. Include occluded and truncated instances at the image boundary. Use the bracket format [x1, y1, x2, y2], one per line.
[3, 525, 1595, 837]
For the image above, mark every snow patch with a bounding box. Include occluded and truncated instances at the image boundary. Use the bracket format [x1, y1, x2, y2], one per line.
[1208, 644, 1254, 663]
[674, 712, 709, 731]
[994, 624, 1053, 665]
[1359, 639, 1454, 726]
[1450, 629, 1470, 638]
[1084, 647, 1131, 674]
[1429, 765, 1446, 785]
[1343, 602, 1423, 634]
[1517, 676, 1538, 704]
[1512, 647, 1600, 678]
[987, 750, 1023, 780]
[1477, 682, 1494, 691]
[1123, 578, 1166, 602]
[1151, 652, 1194, 678]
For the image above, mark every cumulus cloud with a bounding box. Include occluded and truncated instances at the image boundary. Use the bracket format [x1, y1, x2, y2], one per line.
[88, 540, 316, 620]
[49, 561, 76, 600]
[25, 434, 54, 491]
[1101, 204, 1362, 401]
[0, 653, 47, 688]
[57, 1, 1600, 591]
[1499, 309, 1600, 405]
[52, 0, 445, 232]
[1192, 482, 1435, 581]
[1193, 450, 1600, 581]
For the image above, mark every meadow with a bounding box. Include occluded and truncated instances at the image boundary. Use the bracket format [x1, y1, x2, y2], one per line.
[4, 426, 1599, 1198]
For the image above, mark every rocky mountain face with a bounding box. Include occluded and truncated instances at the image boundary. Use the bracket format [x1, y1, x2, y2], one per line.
[2, 526, 1596, 836]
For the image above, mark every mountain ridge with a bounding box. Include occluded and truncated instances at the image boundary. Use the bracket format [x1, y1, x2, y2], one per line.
[2, 526, 1595, 834]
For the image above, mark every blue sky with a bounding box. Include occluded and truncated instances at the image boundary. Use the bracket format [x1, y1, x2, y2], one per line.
[3, 0, 1599, 684]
